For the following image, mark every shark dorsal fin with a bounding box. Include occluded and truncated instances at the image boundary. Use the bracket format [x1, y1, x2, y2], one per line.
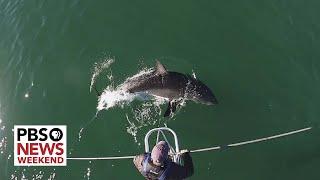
[155, 60, 168, 75]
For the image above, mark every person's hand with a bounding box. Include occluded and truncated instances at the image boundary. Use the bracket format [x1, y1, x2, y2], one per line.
[179, 149, 189, 154]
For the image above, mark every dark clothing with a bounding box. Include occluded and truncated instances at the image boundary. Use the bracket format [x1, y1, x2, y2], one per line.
[133, 152, 194, 180]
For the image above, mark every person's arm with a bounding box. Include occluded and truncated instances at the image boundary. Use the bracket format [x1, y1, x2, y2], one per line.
[133, 154, 146, 173]
[180, 151, 194, 177]
[166, 150, 194, 179]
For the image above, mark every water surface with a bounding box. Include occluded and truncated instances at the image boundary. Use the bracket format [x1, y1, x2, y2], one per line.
[0, 0, 319, 179]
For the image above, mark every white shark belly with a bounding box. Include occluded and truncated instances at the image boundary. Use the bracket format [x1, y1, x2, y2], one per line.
[147, 88, 182, 100]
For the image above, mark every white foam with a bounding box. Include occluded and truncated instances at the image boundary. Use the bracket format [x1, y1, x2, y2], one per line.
[97, 88, 137, 111]
[84, 167, 91, 180]
[78, 128, 84, 142]
[126, 114, 138, 143]
[192, 69, 197, 79]
[48, 171, 56, 180]
[90, 58, 115, 93]
[96, 67, 155, 111]
[0, 105, 7, 155]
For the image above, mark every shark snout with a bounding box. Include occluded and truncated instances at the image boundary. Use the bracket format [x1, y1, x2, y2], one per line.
[205, 96, 218, 105]
[205, 101, 214, 105]
[195, 95, 218, 106]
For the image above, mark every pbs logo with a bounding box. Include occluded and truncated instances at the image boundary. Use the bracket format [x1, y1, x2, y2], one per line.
[50, 128, 63, 141]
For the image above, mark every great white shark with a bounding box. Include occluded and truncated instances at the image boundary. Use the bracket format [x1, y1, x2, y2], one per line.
[122, 61, 218, 117]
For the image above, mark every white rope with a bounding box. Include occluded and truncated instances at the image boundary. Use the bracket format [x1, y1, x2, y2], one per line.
[190, 127, 312, 153]
[67, 127, 312, 160]
[228, 127, 312, 147]
[189, 146, 221, 153]
[67, 155, 135, 160]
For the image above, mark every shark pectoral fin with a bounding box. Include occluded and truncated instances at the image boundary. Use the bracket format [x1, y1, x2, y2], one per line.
[164, 101, 178, 117]
[164, 103, 172, 117]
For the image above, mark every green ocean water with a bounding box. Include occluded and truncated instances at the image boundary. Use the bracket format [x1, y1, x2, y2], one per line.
[0, 0, 320, 179]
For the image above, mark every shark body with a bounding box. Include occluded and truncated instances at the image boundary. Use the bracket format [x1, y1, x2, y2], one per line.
[124, 61, 218, 117]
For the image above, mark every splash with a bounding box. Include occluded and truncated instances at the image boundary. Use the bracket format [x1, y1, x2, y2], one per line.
[84, 161, 92, 180]
[125, 98, 167, 142]
[74, 58, 117, 143]
[10, 169, 56, 180]
[126, 114, 139, 143]
[78, 128, 84, 142]
[0, 137, 7, 154]
[96, 67, 155, 111]
[97, 88, 136, 110]
[192, 69, 197, 79]
[89, 58, 115, 93]
[84, 167, 91, 180]
[0, 104, 7, 155]
[48, 170, 56, 180]
[76, 111, 99, 144]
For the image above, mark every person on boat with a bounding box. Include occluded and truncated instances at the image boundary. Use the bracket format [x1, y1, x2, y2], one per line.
[133, 141, 194, 180]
